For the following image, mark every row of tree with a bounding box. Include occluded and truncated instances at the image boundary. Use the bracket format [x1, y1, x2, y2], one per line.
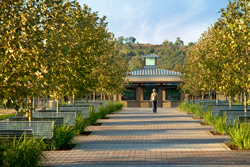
[179, 0, 250, 110]
[117, 36, 136, 44]
[0, 0, 129, 117]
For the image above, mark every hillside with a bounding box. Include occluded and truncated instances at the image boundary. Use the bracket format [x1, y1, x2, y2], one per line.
[119, 43, 189, 71]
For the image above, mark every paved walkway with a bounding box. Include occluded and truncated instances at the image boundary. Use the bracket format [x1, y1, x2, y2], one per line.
[43, 108, 250, 167]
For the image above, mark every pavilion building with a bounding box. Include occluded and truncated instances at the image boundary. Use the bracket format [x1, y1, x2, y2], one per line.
[113, 54, 184, 108]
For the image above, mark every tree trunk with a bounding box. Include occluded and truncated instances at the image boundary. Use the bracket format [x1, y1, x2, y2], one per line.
[37, 96, 40, 109]
[201, 90, 204, 100]
[229, 96, 232, 108]
[93, 92, 96, 101]
[104, 94, 106, 100]
[209, 90, 211, 100]
[244, 90, 247, 113]
[56, 99, 59, 113]
[216, 91, 219, 104]
[85, 93, 88, 103]
[45, 95, 47, 110]
[29, 98, 33, 121]
[73, 94, 75, 107]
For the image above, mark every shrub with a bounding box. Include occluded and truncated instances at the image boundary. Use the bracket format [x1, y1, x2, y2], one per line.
[99, 106, 107, 119]
[194, 105, 203, 119]
[76, 113, 89, 134]
[105, 101, 123, 114]
[213, 114, 227, 134]
[53, 125, 76, 150]
[203, 108, 213, 125]
[228, 122, 250, 150]
[89, 107, 98, 125]
[2, 135, 45, 167]
[0, 139, 7, 165]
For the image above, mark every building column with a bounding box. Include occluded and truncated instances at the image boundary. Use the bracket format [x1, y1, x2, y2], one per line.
[138, 84, 141, 107]
[160, 84, 163, 107]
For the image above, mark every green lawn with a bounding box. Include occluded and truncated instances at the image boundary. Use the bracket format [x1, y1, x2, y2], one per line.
[0, 113, 16, 120]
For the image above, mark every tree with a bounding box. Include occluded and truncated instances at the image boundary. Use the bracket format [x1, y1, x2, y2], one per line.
[128, 36, 136, 44]
[188, 42, 194, 47]
[0, 0, 57, 120]
[162, 39, 170, 46]
[128, 54, 144, 71]
[174, 37, 184, 46]
[117, 36, 124, 44]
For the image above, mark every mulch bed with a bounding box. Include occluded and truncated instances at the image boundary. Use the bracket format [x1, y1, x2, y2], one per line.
[80, 131, 92, 136]
[92, 123, 102, 126]
[192, 117, 202, 119]
[210, 130, 226, 135]
[225, 143, 249, 151]
[200, 122, 210, 126]
[57, 144, 77, 151]
[187, 113, 193, 115]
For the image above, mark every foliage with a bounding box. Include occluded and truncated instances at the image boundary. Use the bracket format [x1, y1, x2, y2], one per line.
[0, 0, 129, 115]
[179, 0, 250, 106]
[53, 125, 76, 150]
[193, 105, 203, 119]
[1, 136, 45, 167]
[228, 123, 250, 150]
[120, 41, 188, 71]
[89, 107, 98, 125]
[99, 106, 107, 119]
[75, 113, 89, 134]
[178, 102, 203, 118]
[128, 54, 144, 70]
[203, 108, 213, 125]
[212, 115, 227, 135]
[0, 114, 15, 120]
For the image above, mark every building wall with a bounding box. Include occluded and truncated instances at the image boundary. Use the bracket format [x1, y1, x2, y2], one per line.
[114, 85, 182, 108]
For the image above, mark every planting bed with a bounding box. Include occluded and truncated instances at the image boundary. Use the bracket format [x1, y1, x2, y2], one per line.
[57, 144, 77, 151]
[80, 131, 92, 136]
[210, 130, 226, 135]
[92, 123, 102, 126]
[200, 122, 210, 126]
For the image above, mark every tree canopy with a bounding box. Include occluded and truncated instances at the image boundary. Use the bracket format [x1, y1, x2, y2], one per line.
[179, 0, 250, 108]
[0, 0, 129, 114]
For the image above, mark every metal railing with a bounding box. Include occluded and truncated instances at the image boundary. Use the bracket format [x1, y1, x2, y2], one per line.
[0, 121, 54, 139]
[33, 112, 76, 126]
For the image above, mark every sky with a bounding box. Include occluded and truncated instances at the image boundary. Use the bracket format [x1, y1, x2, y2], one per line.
[76, 0, 229, 45]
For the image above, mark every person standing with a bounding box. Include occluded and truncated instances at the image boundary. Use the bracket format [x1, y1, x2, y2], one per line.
[150, 89, 158, 113]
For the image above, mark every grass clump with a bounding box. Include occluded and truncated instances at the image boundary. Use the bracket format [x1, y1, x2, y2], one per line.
[99, 106, 107, 119]
[203, 108, 213, 125]
[53, 125, 76, 150]
[89, 107, 98, 125]
[193, 105, 203, 119]
[178, 102, 203, 118]
[0, 135, 45, 167]
[227, 122, 250, 150]
[212, 114, 227, 134]
[75, 113, 89, 134]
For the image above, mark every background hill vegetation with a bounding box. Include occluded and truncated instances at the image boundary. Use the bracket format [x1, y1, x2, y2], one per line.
[117, 36, 195, 71]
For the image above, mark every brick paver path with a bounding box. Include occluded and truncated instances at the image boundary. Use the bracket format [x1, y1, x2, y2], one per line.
[43, 108, 250, 167]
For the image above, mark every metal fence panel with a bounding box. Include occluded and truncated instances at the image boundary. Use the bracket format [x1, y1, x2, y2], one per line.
[0, 121, 54, 139]
[33, 112, 76, 126]
[9, 117, 64, 125]
[223, 111, 250, 125]
[211, 106, 247, 117]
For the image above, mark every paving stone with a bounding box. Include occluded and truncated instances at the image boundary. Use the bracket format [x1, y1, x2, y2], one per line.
[42, 108, 250, 167]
